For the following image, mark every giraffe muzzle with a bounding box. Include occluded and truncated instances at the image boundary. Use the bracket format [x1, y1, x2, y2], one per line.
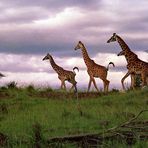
[107, 40, 110, 43]
[117, 51, 124, 56]
[43, 57, 47, 60]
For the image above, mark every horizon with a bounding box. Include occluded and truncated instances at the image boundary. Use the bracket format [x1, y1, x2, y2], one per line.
[0, 0, 148, 90]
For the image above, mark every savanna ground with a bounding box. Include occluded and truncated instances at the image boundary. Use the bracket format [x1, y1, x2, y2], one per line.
[0, 82, 148, 147]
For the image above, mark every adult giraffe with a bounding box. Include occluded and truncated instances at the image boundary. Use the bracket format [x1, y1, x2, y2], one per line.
[107, 33, 148, 90]
[74, 41, 115, 92]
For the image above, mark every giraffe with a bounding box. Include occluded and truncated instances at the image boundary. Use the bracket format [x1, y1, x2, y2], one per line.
[43, 53, 79, 93]
[74, 41, 115, 92]
[107, 33, 148, 90]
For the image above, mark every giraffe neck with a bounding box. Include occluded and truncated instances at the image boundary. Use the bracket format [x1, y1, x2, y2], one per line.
[116, 35, 130, 52]
[49, 56, 62, 74]
[81, 44, 93, 67]
[116, 35, 137, 63]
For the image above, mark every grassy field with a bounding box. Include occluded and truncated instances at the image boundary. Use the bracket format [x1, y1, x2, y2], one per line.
[0, 84, 148, 147]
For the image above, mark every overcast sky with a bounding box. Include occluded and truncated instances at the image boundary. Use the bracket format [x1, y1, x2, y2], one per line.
[0, 0, 148, 89]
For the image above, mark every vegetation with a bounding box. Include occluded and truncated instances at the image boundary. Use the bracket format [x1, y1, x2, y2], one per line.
[0, 84, 148, 147]
[135, 75, 142, 88]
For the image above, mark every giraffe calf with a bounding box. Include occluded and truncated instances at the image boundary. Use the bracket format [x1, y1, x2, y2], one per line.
[43, 53, 79, 93]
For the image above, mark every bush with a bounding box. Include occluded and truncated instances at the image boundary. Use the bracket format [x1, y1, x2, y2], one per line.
[26, 84, 36, 92]
[6, 81, 17, 89]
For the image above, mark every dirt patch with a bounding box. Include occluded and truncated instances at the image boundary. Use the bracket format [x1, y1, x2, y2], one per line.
[36, 91, 103, 99]
[0, 91, 9, 100]
[0, 132, 7, 146]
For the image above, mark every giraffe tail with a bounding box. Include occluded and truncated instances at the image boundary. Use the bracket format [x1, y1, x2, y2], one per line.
[107, 62, 115, 71]
[73, 67, 79, 74]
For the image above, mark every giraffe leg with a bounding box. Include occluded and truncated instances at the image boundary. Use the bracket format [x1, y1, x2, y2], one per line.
[60, 80, 63, 89]
[87, 78, 92, 92]
[121, 71, 131, 90]
[61, 80, 66, 90]
[59, 76, 65, 89]
[130, 73, 135, 89]
[69, 83, 77, 94]
[74, 84, 77, 94]
[103, 79, 110, 92]
[106, 80, 110, 92]
[70, 85, 74, 91]
[146, 77, 148, 85]
[68, 79, 77, 92]
[92, 78, 99, 92]
[103, 81, 106, 92]
[141, 73, 147, 87]
[63, 82, 66, 90]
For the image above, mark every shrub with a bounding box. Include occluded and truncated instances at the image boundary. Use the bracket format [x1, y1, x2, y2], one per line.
[26, 84, 36, 92]
[6, 81, 17, 89]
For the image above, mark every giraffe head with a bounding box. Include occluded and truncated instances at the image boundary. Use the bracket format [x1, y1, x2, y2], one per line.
[43, 53, 52, 61]
[74, 41, 84, 50]
[117, 50, 125, 56]
[107, 33, 117, 43]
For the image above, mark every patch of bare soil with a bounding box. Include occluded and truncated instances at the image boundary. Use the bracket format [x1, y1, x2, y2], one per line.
[0, 133, 7, 146]
[37, 91, 103, 99]
[0, 91, 9, 100]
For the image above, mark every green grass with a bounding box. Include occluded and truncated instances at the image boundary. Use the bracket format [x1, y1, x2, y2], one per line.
[0, 86, 148, 147]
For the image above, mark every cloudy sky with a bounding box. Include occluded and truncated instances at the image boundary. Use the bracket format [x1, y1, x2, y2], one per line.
[0, 0, 148, 90]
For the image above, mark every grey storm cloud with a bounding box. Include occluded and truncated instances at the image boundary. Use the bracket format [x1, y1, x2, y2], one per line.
[0, 0, 148, 58]
[0, 0, 102, 26]
[0, 8, 49, 24]
[0, 0, 147, 88]
[2, 0, 101, 10]
[116, 15, 148, 35]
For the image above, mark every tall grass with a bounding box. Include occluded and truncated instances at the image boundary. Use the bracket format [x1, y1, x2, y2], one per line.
[0, 86, 148, 147]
